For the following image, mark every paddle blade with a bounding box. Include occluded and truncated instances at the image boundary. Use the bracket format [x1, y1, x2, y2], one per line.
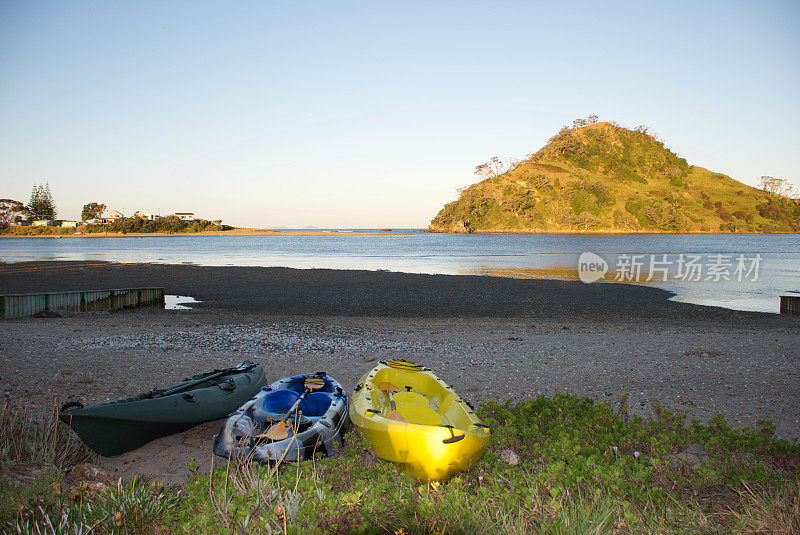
[378, 382, 397, 392]
[388, 410, 406, 422]
[260, 422, 289, 441]
[305, 375, 325, 391]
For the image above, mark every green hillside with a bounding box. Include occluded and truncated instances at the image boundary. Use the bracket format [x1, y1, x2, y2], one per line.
[429, 121, 800, 233]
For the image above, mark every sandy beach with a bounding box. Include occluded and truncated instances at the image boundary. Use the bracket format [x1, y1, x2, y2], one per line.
[1, 261, 798, 485]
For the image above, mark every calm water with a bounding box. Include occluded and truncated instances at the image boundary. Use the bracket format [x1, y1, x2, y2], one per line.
[2, 232, 799, 313]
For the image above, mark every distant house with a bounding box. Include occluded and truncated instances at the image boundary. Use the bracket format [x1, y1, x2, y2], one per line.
[107, 210, 124, 220]
[84, 218, 102, 225]
[32, 220, 58, 227]
[172, 212, 196, 221]
[134, 211, 156, 220]
[60, 221, 78, 228]
[12, 220, 31, 227]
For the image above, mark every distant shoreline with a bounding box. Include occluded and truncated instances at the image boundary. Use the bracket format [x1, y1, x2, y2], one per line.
[0, 228, 413, 238]
[3, 228, 798, 238]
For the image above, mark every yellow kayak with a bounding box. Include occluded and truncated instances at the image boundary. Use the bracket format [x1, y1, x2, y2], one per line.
[349, 360, 490, 481]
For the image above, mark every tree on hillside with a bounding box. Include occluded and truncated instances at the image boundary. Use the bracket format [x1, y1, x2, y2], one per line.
[587, 114, 599, 124]
[81, 202, 106, 221]
[27, 184, 57, 220]
[759, 176, 796, 199]
[0, 199, 27, 224]
[474, 156, 520, 180]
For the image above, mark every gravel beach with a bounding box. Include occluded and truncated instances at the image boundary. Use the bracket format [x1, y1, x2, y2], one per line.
[1, 261, 798, 485]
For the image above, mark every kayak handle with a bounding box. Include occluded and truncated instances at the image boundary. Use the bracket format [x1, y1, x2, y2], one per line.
[59, 401, 84, 413]
[441, 425, 465, 444]
[218, 379, 236, 391]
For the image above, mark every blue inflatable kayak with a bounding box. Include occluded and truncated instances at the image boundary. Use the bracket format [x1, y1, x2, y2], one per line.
[214, 372, 349, 462]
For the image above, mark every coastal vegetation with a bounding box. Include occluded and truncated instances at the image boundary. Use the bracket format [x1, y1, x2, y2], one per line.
[0, 187, 233, 236]
[0, 185, 57, 225]
[0, 217, 232, 236]
[81, 203, 106, 222]
[2, 395, 798, 533]
[430, 119, 800, 233]
[27, 184, 57, 221]
[0, 199, 26, 224]
[85, 216, 232, 234]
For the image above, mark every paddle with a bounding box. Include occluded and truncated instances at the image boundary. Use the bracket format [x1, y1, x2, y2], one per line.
[260, 374, 326, 440]
[378, 382, 406, 422]
[158, 360, 255, 397]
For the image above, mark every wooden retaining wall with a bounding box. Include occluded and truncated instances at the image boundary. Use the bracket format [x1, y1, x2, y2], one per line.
[780, 295, 800, 315]
[0, 288, 165, 319]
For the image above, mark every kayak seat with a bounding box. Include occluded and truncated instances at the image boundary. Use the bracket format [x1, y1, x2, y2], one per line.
[298, 393, 333, 417]
[393, 391, 443, 426]
[262, 390, 300, 413]
[285, 375, 332, 394]
[393, 391, 428, 406]
[395, 403, 444, 426]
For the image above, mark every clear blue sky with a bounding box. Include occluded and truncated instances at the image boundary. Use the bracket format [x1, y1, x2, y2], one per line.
[1, 1, 798, 227]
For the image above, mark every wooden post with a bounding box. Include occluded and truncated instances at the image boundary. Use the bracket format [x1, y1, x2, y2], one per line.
[780, 295, 800, 315]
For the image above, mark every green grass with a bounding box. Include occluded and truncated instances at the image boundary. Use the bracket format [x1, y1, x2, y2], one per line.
[2, 394, 798, 533]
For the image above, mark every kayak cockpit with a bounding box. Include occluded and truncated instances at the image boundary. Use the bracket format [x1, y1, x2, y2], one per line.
[366, 367, 474, 429]
[262, 390, 334, 417]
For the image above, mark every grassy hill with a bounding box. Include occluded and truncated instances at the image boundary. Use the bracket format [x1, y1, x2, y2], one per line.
[429, 121, 800, 233]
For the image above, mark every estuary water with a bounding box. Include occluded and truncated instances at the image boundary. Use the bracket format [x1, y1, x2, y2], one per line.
[1, 231, 799, 313]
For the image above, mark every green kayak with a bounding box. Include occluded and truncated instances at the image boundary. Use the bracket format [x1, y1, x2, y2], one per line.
[59, 361, 266, 456]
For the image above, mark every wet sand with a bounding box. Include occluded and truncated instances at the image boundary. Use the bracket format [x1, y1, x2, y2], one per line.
[0, 261, 798, 485]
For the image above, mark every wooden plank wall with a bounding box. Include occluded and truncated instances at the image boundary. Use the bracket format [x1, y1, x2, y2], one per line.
[0, 288, 165, 318]
[780, 295, 800, 315]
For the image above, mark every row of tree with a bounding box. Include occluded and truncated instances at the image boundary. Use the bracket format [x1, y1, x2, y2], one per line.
[1, 184, 116, 225]
[759, 176, 799, 200]
[2, 184, 122, 225]
[0, 184, 57, 223]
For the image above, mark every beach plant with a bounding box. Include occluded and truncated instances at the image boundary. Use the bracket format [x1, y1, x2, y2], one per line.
[0, 398, 92, 468]
[6, 477, 178, 534]
[0, 467, 64, 530]
[11, 507, 92, 535]
[171, 393, 798, 533]
[77, 478, 179, 534]
[3, 393, 799, 533]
